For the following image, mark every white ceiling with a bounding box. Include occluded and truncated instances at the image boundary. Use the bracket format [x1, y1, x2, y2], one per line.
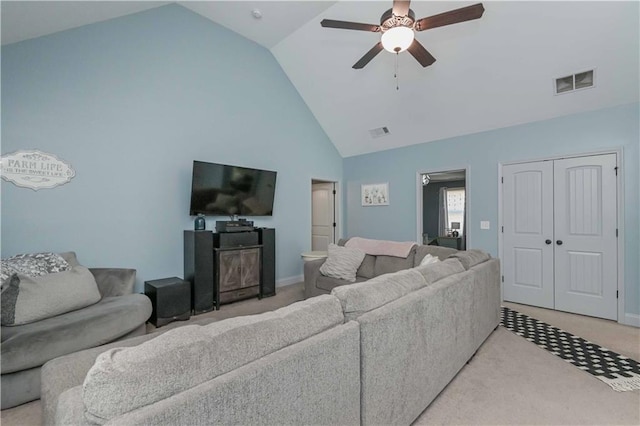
[2, 1, 639, 157]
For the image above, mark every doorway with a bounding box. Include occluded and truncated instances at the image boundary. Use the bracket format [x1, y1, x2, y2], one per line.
[311, 179, 338, 251]
[501, 152, 620, 321]
[417, 169, 468, 250]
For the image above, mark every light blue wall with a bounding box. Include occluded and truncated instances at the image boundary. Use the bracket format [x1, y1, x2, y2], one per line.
[343, 103, 640, 316]
[1, 4, 342, 289]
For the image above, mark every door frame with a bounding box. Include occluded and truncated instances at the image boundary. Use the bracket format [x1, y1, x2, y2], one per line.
[415, 166, 470, 247]
[498, 147, 626, 324]
[311, 178, 340, 250]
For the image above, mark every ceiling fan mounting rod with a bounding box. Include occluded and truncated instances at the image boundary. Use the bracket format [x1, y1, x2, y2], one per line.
[380, 8, 415, 32]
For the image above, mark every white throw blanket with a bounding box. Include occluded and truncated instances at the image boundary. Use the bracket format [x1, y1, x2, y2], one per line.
[345, 237, 416, 258]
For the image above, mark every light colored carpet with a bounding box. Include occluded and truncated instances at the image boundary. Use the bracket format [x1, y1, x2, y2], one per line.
[2, 285, 638, 425]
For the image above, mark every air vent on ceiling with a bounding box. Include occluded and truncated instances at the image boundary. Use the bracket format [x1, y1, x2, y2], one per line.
[554, 69, 595, 95]
[369, 126, 390, 138]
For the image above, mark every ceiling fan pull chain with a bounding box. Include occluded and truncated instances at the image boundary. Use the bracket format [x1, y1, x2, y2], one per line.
[395, 52, 399, 90]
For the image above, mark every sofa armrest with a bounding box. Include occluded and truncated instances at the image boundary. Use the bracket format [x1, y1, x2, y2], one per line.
[304, 258, 326, 299]
[89, 268, 136, 297]
[41, 331, 161, 425]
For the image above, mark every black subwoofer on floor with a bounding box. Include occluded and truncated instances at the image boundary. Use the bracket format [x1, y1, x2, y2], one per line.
[144, 277, 191, 327]
[257, 228, 276, 297]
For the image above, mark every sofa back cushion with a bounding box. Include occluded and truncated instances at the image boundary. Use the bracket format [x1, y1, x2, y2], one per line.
[414, 245, 458, 266]
[331, 269, 426, 321]
[414, 258, 466, 285]
[449, 249, 490, 270]
[373, 246, 416, 277]
[356, 254, 376, 279]
[340, 238, 417, 279]
[82, 294, 344, 424]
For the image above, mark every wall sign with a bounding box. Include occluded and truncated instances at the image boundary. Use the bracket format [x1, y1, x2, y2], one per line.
[1, 150, 76, 190]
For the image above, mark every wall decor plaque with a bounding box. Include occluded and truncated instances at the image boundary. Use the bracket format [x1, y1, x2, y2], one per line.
[1, 150, 76, 190]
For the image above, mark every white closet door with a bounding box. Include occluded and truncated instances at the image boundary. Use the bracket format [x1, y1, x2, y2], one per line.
[553, 154, 618, 320]
[503, 161, 555, 308]
[312, 183, 335, 251]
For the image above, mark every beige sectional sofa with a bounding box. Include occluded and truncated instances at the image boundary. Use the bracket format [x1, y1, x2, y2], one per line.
[42, 296, 360, 425]
[304, 239, 459, 298]
[332, 253, 500, 424]
[41, 247, 500, 426]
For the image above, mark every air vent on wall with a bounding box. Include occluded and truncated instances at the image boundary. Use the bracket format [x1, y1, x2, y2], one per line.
[554, 69, 595, 95]
[369, 126, 390, 138]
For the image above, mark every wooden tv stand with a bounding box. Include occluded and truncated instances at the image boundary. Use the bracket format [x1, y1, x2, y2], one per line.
[184, 230, 263, 312]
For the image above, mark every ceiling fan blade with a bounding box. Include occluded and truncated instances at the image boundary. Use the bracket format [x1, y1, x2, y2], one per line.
[415, 3, 485, 31]
[407, 40, 436, 67]
[353, 42, 384, 69]
[392, 0, 411, 16]
[321, 19, 381, 32]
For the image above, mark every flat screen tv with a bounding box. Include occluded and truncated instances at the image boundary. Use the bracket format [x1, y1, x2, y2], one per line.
[189, 161, 277, 216]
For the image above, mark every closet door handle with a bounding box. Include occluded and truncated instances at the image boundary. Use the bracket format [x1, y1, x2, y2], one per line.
[545, 239, 552, 245]
[556, 240, 563, 246]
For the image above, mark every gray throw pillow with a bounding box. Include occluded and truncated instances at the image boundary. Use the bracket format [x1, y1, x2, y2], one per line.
[319, 243, 366, 283]
[1, 265, 101, 326]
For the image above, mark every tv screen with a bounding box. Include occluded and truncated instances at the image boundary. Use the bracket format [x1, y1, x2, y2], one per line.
[189, 161, 277, 216]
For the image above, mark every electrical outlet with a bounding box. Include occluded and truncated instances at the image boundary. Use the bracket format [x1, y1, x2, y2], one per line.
[480, 221, 490, 230]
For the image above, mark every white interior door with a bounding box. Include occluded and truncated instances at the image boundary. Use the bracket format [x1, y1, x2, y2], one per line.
[312, 182, 335, 251]
[502, 153, 618, 320]
[553, 154, 618, 320]
[503, 161, 555, 309]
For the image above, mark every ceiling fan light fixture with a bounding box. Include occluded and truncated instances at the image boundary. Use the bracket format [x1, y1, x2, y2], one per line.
[381, 26, 414, 53]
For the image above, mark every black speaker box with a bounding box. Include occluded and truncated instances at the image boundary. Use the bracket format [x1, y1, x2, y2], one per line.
[257, 228, 276, 297]
[184, 230, 214, 314]
[145, 277, 191, 327]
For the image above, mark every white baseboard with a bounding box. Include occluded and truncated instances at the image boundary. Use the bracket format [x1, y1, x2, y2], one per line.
[622, 313, 640, 328]
[276, 275, 303, 287]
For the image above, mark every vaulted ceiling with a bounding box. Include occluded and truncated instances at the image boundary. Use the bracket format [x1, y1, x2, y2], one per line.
[2, 1, 639, 157]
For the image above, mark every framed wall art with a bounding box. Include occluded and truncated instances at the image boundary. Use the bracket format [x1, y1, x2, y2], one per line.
[361, 182, 389, 206]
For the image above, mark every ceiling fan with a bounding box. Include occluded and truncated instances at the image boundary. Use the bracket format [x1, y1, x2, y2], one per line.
[321, 1, 485, 69]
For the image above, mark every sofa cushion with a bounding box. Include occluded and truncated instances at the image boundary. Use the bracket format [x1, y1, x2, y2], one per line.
[82, 295, 344, 424]
[1, 266, 101, 326]
[414, 258, 466, 285]
[331, 269, 427, 321]
[414, 245, 459, 266]
[41, 317, 219, 424]
[1, 252, 71, 285]
[319, 244, 366, 283]
[373, 246, 416, 277]
[356, 254, 376, 279]
[449, 249, 490, 270]
[317, 274, 367, 293]
[1, 293, 151, 374]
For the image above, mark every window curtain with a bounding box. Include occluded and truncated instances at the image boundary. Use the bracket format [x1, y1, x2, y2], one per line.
[438, 187, 448, 237]
[461, 189, 466, 249]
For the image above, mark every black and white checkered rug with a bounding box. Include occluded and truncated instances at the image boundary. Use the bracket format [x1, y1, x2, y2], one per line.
[501, 306, 640, 392]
